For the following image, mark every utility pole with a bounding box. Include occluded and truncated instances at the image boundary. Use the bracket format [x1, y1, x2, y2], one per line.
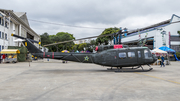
[161, 30, 166, 46]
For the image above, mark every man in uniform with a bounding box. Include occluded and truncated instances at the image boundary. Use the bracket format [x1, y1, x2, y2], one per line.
[161, 55, 165, 67]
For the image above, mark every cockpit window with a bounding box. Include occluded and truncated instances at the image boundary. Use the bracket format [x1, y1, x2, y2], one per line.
[144, 49, 152, 59]
[119, 52, 126, 58]
[128, 52, 135, 58]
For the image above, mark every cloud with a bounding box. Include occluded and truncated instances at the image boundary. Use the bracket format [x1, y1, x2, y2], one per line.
[1, 0, 180, 39]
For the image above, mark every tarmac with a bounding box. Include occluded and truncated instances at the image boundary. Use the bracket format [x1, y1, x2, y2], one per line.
[0, 59, 180, 101]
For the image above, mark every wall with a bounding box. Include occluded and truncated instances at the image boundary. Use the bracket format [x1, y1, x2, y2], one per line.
[121, 14, 180, 52]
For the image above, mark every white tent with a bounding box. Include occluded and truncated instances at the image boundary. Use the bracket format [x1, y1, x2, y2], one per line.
[151, 48, 167, 54]
[151, 48, 170, 65]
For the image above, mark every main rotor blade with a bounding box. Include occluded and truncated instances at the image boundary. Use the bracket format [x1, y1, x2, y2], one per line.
[43, 33, 113, 47]
[43, 20, 180, 47]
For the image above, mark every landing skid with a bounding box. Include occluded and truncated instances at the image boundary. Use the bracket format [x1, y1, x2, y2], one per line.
[115, 68, 153, 72]
[107, 67, 115, 70]
[107, 65, 153, 72]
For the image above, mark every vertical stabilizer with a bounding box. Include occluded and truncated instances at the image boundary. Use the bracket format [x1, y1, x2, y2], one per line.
[22, 39, 43, 53]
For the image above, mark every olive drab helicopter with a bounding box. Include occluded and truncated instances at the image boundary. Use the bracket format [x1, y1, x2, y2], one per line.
[11, 32, 157, 72]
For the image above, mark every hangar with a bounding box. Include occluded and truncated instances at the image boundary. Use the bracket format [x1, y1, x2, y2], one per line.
[121, 14, 180, 52]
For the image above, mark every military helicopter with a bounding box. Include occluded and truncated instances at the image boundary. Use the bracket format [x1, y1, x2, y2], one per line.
[11, 32, 157, 72]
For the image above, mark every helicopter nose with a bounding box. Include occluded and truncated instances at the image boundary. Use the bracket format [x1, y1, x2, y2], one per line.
[152, 54, 158, 61]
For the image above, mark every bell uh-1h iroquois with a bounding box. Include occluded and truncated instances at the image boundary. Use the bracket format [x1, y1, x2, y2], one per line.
[11, 34, 157, 72]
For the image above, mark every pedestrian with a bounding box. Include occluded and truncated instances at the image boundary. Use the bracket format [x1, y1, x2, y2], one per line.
[161, 55, 165, 67]
[2, 54, 5, 63]
[0, 54, 2, 63]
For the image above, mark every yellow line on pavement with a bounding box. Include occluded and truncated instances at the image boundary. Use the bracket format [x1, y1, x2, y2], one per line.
[135, 72, 180, 85]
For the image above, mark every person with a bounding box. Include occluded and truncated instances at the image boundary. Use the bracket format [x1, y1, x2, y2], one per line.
[161, 55, 165, 67]
[0, 54, 2, 63]
[2, 54, 6, 63]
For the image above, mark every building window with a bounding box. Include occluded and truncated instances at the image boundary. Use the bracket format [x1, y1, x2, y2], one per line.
[0, 17, 1, 25]
[119, 52, 127, 59]
[128, 52, 135, 58]
[0, 45, 1, 51]
[2, 19, 4, 26]
[2, 32, 4, 39]
[0, 31, 1, 38]
[5, 21, 7, 27]
[5, 33, 7, 40]
[2, 46, 4, 50]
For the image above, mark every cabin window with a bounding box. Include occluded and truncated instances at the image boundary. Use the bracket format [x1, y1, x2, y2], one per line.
[5, 33, 7, 40]
[128, 52, 135, 58]
[104, 47, 108, 50]
[109, 46, 114, 49]
[144, 49, 152, 59]
[119, 52, 126, 59]
[138, 51, 141, 58]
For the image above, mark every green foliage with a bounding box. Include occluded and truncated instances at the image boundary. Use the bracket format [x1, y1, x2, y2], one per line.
[71, 44, 79, 52]
[178, 31, 180, 35]
[78, 43, 87, 51]
[40, 33, 52, 46]
[41, 27, 122, 52]
[96, 27, 119, 45]
[41, 32, 75, 52]
[87, 40, 96, 52]
[176, 52, 180, 58]
[70, 39, 96, 52]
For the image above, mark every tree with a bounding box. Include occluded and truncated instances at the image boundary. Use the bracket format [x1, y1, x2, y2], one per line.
[41, 32, 75, 52]
[78, 43, 87, 51]
[86, 40, 96, 52]
[96, 27, 119, 45]
[40, 32, 52, 46]
[178, 31, 180, 35]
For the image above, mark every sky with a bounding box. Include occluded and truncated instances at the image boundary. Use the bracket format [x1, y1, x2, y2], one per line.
[1, 0, 180, 39]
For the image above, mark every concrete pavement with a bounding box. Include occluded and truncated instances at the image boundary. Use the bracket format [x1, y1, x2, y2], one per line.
[0, 60, 180, 101]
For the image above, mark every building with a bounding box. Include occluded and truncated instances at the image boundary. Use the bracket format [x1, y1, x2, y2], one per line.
[121, 14, 180, 52]
[0, 8, 40, 51]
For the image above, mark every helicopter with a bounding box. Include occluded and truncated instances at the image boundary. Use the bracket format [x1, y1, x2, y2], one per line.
[11, 34, 157, 72]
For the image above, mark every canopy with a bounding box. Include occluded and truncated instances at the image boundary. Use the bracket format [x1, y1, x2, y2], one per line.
[1, 49, 20, 54]
[61, 50, 69, 53]
[159, 46, 175, 53]
[151, 48, 167, 54]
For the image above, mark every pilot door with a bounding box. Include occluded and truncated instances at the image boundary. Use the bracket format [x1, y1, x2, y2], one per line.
[137, 50, 143, 64]
[105, 50, 118, 66]
[118, 50, 137, 66]
[143, 49, 153, 63]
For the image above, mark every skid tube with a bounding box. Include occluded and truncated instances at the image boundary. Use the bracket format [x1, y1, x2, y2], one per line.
[113, 65, 153, 72]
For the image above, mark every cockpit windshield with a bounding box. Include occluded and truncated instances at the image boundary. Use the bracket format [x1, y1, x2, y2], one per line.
[144, 49, 152, 59]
